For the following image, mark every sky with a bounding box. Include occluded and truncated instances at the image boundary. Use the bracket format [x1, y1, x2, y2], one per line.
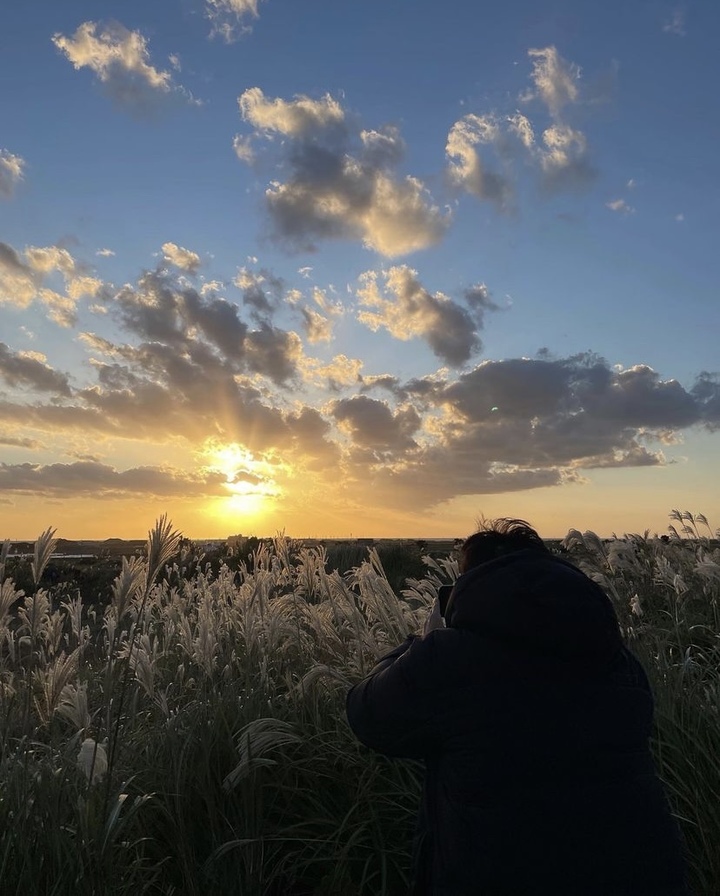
[1, 0, 719, 541]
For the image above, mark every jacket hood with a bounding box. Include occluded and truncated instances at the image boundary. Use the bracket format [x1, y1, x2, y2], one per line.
[446, 549, 622, 663]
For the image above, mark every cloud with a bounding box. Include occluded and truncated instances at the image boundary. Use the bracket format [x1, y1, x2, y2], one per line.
[0, 435, 42, 449]
[96, 248, 115, 257]
[0, 344, 72, 396]
[0, 241, 102, 326]
[206, 0, 265, 42]
[447, 47, 594, 200]
[233, 267, 284, 319]
[357, 266, 499, 366]
[110, 269, 302, 384]
[330, 354, 720, 512]
[663, 8, 686, 36]
[162, 242, 202, 273]
[300, 354, 363, 390]
[0, 461, 230, 498]
[606, 198, 635, 214]
[52, 21, 197, 114]
[538, 124, 595, 190]
[525, 46, 581, 118]
[237, 88, 448, 256]
[446, 115, 512, 205]
[2, 255, 718, 513]
[300, 306, 333, 344]
[332, 395, 421, 452]
[0, 149, 25, 198]
[239, 88, 345, 136]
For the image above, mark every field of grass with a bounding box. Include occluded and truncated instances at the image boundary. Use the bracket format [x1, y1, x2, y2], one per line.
[0, 512, 718, 895]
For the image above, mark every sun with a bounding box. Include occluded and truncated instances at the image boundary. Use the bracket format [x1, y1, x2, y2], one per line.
[202, 442, 280, 501]
[198, 443, 283, 532]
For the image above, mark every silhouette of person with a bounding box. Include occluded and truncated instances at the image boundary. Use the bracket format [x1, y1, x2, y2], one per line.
[346, 518, 688, 895]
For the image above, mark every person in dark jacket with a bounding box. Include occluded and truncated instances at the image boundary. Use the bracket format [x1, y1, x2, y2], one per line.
[346, 518, 689, 896]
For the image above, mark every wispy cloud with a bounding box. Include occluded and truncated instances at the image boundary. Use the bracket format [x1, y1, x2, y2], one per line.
[52, 21, 199, 114]
[447, 47, 595, 203]
[663, 8, 686, 36]
[236, 88, 449, 256]
[206, 0, 266, 42]
[524, 46, 582, 118]
[606, 198, 635, 215]
[0, 149, 25, 198]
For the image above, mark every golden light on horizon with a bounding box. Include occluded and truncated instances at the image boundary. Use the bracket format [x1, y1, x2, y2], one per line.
[202, 442, 281, 528]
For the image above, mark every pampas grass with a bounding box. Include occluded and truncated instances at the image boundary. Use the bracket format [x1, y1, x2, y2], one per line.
[0, 514, 717, 894]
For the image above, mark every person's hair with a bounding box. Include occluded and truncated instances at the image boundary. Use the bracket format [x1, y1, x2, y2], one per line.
[459, 517, 549, 573]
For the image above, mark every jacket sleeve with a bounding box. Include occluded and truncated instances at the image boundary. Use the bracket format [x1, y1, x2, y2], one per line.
[345, 632, 443, 759]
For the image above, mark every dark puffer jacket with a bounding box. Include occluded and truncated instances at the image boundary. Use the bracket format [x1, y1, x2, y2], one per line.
[346, 549, 689, 896]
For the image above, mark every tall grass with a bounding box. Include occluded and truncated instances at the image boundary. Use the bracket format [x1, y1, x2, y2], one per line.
[0, 514, 717, 894]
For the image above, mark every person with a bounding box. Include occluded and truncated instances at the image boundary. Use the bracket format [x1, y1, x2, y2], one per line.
[345, 518, 689, 895]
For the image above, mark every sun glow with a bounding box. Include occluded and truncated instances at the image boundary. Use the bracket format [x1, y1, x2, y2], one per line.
[203, 443, 280, 502]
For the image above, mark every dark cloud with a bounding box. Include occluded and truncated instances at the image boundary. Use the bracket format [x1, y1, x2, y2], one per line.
[111, 270, 299, 382]
[236, 268, 284, 319]
[331, 395, 420, 452]
[0, 461, 228, 498]
[0, 343, 72, 396]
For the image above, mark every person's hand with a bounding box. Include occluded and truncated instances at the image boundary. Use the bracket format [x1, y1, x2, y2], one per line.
[423, 596, 445, 636]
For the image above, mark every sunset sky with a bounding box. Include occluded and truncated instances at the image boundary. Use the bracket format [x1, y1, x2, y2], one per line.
[1, 0, 718, 541]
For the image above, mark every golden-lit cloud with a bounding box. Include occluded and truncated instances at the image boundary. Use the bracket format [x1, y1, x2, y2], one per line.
[161, 242, 202, 273]
[0, 251, 718, 514]
[357, 266, 499, 366]
[52, 21, 198, 113]
[0, 241, 102, 326]
[525, 46, 581, 118]
[236, 88, 448, 256]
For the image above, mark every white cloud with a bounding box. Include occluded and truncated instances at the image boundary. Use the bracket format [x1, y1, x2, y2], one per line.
[52, 21, 196, 114]
[96, 248, 115, 257]
[0, 149, 25, 198]
[162, 242, 202, 273]
[606, 198, 635, 215]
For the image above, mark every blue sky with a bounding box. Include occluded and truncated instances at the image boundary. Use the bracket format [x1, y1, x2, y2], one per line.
[1, 0, 718, 539]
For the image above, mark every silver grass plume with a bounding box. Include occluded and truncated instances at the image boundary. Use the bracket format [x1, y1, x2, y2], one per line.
[145, 514, 182, 591]
[31, 527, 57, 586]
